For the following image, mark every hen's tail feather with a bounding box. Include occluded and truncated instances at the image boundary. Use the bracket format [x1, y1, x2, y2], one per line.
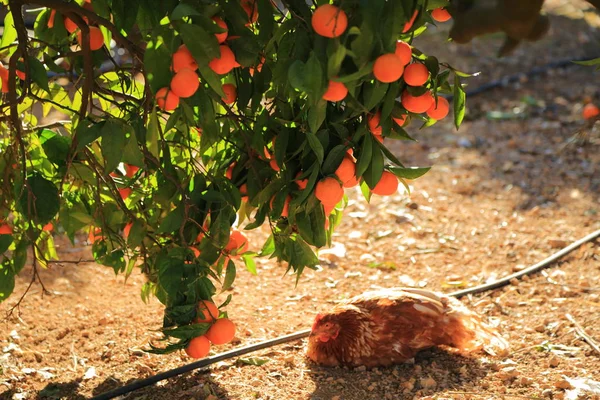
[443, 297, 510, 356]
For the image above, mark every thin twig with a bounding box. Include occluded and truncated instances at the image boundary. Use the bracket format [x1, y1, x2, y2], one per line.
[565, 313, 600, 356]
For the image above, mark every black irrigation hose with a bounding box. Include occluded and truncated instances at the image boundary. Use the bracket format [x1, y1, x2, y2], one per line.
[90, 228, 600, 400]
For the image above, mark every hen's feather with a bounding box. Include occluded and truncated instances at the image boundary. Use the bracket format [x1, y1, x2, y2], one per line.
[306, 288, 509, 367]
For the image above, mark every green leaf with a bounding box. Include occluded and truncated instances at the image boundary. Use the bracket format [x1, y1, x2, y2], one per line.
[0, 12, 17, 56]
[0, 235, 13, 255]
[573, 57, 600, 66]
[158, 207, 184, 234]
[453, 74, 466, 129]
[102, 120, 126, 173]
[305, 131, 324, 165]
[28, 57, 50, 93]
[389, 166, 431, 180]
[75, 121, 103, 151]
[18, 174, 60, 225]
[171, 3, 202, 20]
[241, 253, 257, 275]
[39, 129, 70, 167]
[0, 261, 15, 302]
[163, 323, 210, 340]
[308, 100, 327, 133]
[147, 109, 160, 159]
[321, 145, 347, 176]
[222, 258, 236, 290]
[237, 357, 270, 366]
[179, 23, 220, 61]
[363, 146, 384, 189]
[356, 134, 373, 177]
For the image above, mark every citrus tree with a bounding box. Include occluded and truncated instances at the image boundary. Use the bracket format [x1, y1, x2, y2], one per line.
[0, 0, 467, 357]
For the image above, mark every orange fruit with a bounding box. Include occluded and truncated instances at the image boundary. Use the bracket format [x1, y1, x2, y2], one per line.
[403, 10, 418, 33]
[226, 230, 249, 253]
[583, 103, 600, 120]
[426, 97, 450, 120]
[335, 155, 356, 184]
[0, 223, 12, 235]
[343, 175, 360, 188]
[431, 8, 451, 22]
[119, 187, 132, 200]
[367, 111, 383, 135]
[322, 80, 348, 102]
[208, 45, 240, 75]
[372, 171, 398, 196]
[311, 4, 348, 38]
[395, 41, 412, 66]
[170, 68, 200, 98]
[212, 16, 228, 43]
[241, 0, 258, 25]
[206, 318, 236, 345]
[42, 222, 53, 232]
[222, 83, 237, 104]
[88, 227, 102, 243]
[64, 15, 88, 33]
[373, 54, 404, 83]
[315, 177, 344, 206]
[401, 90, 434, 114]
[123, 222, 133, 239]
[249, 56, 265, 76]
[393, 114, 408, 127]
[295, 172, 308, 190]
[239, 183, 248, 202]
[185, 335, 211, 359]
[47, 9, 56, 28]
[125, 164, 140, 178]
[156, 87, 180, 111]
[189, 246, 201, 258]
[77, 26, 105, 51]
[197, 300, 219, 323]
[270, 195, 291, 217]
[404, 63, 429, 86]
[270, 158, 280, 172]
[0, 63, 8, 94]
[172, 45, 198, 73]
[226, 162, 236, 180]
[374, 135, 384, 143]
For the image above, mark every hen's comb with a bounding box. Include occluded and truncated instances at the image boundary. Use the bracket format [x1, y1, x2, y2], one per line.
[311, 313, 323, 331]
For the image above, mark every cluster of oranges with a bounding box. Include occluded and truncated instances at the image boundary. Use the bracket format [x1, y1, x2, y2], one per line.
[312, 4, 451, 125]
[156, 11, 250, 111]
[185, 300, 237, 359]
[47, 0, 106, 51]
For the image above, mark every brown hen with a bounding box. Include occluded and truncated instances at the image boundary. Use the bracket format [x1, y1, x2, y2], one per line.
[306, 288, 509, 368]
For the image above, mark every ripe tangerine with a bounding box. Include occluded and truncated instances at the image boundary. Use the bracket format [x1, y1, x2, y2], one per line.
[322, 80, 348, 102]
[395, 41, 412, 66]
[206, 318, 236, 345]
[295, 172, 308, 190]
[185, 335, 211, 359]
[226, 230, 249, 253]
[222, 83, 237, 104]
[368, 111, 383, 135]
[197, 300, 219, 323]
[170, 68, 200, 98]
[241, 0, 259, 25]
[209, 45, 240, 75]
[123, 222, 133, 240]
[311, 4, 348, 38]
[431, 8, 452, 22]
[212, 16, 228, 44]
[0, 223, 12, 235]
[372, 171, 398, 196]
[77, 26, 105, 51]
[373, 53, 404, 83]
[583, 103, 599, 120]
[343, 175, 360, 188]
[404, 63, 429, 86]
[172, 45, 198, 73]
[156, 87, 180, 111]
[335, 155, 356, 184]
[315, 177, 344, 207]
[426, 97, 450, 120]
[403, 10, 418, 33]
[401, 90, 434, 114]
